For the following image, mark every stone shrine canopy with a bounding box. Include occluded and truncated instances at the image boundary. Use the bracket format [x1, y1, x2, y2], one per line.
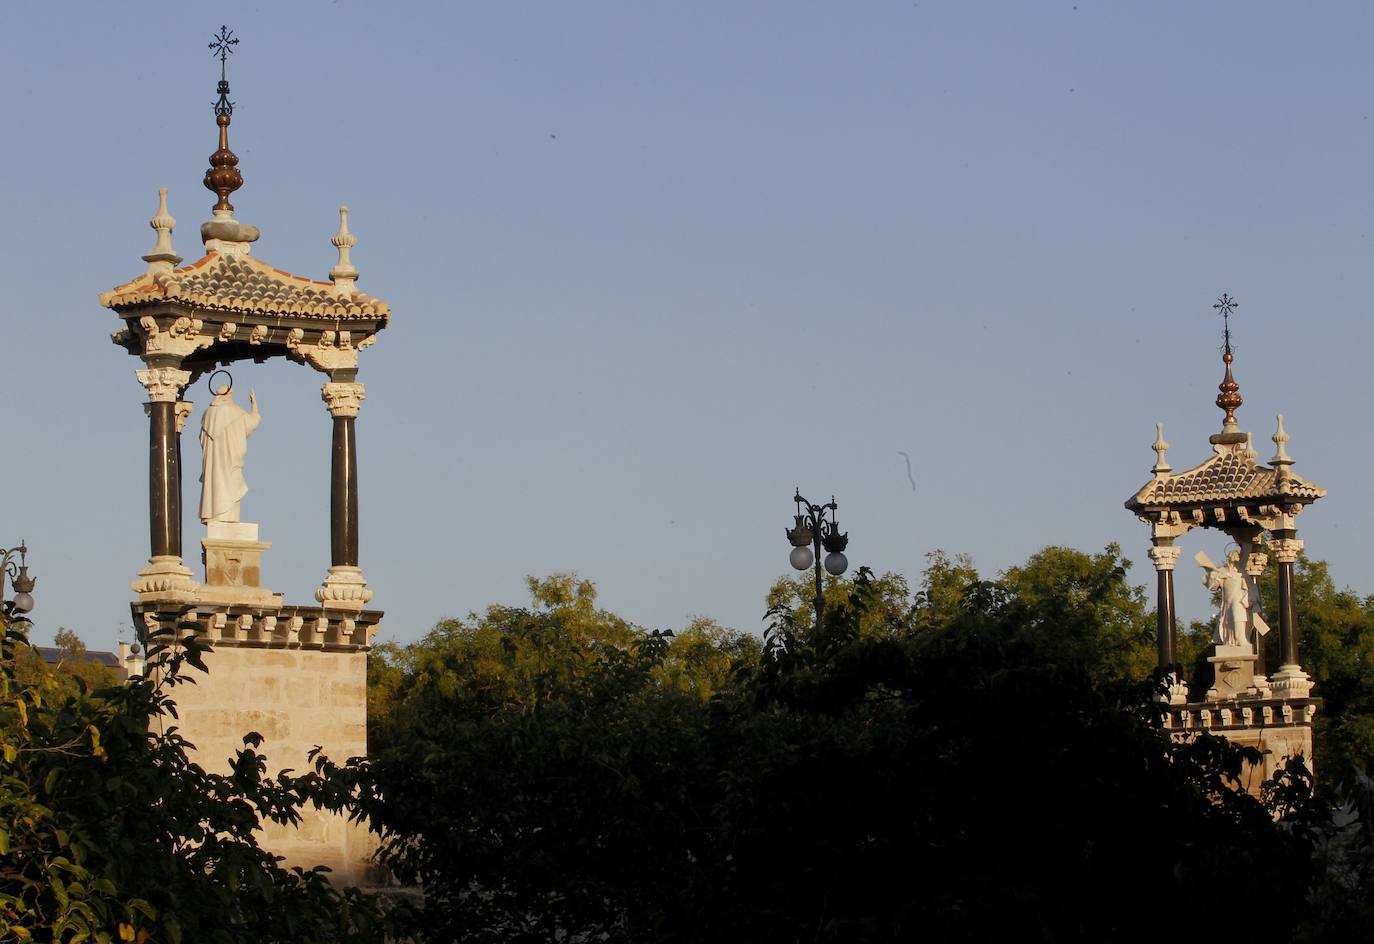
[101, 42, 387, 614]
[101, 195, 388, 382]
[1125, 421, 1325, 526]
[102, 251, 390, 322]
[1123, 294, 1323, 719]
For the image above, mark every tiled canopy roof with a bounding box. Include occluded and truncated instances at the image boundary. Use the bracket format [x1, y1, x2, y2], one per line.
[99, 252, 389, 321]
[1127, 448, 1325, 510]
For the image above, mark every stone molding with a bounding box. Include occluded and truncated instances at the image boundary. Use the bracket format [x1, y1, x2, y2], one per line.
[135, 367, 192, 403]
[133, 600, 381, 653]
[1147, 544, 1181, 571]
[321, 382, 366, 418]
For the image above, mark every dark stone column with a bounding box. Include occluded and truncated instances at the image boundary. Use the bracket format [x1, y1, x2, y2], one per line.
[322, 382, 365, 569]
[148, 400, 180, 559]
[1156, 567, 1176, 667]
[1277, 549, 1299, 667]
[331, 413, 358, 567]
[1148, 543, 1180, 669]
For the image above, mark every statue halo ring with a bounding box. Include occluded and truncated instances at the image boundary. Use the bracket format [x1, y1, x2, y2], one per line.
[208, 369, 234, 396]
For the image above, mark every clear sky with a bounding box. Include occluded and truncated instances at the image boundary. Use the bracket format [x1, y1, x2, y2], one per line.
[2, 2, 1371, 649]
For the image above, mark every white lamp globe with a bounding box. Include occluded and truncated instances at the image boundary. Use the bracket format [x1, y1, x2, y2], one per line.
[823, 551, 848, 576]
[11, 591, 33, 613]
[790, 546, 815, 572]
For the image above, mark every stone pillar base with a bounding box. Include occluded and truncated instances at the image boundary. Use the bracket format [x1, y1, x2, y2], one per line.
[315, 565, 373, 611]
[200, 521, 281, 606]
[1270, 663, 1314, 698]
[132, 555, 200, 601]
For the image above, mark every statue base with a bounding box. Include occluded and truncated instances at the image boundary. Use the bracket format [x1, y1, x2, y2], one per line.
[1205, 645, 1262, 701]
[201, 521, 281, 606]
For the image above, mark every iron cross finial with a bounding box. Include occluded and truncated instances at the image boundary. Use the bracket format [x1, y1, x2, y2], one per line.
[1212, 292, 1238, 356]
[209, 26, 238, 76]
[209, 26, 238, 117]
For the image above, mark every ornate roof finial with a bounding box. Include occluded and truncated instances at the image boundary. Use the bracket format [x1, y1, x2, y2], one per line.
[1209, 293, 1246, 445]
[1151, 422, 1171, 477]
[329, 206, 359, 296]
[1271, 413, 1293, 478]
[142, 187, 182, 276]
[204, 26, 243, 217]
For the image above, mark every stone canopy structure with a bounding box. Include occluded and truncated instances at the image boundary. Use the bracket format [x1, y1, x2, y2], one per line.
[1125, 298, 1322, 784]
[99, 44, 388, 884]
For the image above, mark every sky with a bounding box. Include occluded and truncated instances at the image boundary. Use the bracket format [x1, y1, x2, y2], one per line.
[2, 2, 1372, 649]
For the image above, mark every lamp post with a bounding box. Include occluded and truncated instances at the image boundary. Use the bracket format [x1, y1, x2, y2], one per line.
[1, 541, 36, 616]
[786, 490, 849, 630]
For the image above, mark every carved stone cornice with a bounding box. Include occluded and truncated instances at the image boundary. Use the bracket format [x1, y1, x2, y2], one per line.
[132, 600, 382, 653]
[135, 367, 192, 403]
[1147, 545, 1182, 571]
[321, 382, 365, 418]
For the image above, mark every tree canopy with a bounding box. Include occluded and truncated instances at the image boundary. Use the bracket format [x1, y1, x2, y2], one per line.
[364, 551, 1374, 942]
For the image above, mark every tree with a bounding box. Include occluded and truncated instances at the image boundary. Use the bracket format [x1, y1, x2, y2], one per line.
[364, 559, 1361, 941]
[0, 612, 397, 942]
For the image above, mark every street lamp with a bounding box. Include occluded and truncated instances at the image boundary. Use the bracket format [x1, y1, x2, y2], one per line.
[786, 490, 849, 629]
[1, 541, 36, 616]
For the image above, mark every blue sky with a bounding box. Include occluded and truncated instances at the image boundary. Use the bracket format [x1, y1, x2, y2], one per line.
[2, 2, 1371, 647]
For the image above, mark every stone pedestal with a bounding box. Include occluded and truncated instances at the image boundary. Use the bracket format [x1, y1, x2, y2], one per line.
[201, 521, 281, 606]
[1205, 645, 1263, 701]
[133, 600, 385, 887]
[1165, 696, 1318, 797]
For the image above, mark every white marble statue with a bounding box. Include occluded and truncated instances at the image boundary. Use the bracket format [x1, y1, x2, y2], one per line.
[199, 384, 260, 524]
[1197, 549, 1258, 651]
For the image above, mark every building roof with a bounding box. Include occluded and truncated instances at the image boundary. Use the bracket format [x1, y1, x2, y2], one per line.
[35, 647, 123, 668]
[1126, 445, 1325, 511]
[99, 251, 390, 322]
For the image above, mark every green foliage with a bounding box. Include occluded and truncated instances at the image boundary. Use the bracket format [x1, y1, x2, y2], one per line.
[366, 559, 1367, 941]
[0, 613, 396, 942]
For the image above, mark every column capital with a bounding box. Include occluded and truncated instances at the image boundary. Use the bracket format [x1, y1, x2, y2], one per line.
[1148, 545, 1182, 571]
[1271, 538, 1305, 563]
[322, 381, 366, 418]
[135, 367, 192, 403]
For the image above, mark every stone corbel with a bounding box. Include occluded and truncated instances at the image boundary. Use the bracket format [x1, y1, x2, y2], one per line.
[321, 382, 366, 418]
[1244, 552, 1269, 578]
[135, 367, 192, 403]
[218, 322, 238, 342]
[288, 328, 378, 374]
[1149, 517, 1195, 542]
[139, 315, 212, 358]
